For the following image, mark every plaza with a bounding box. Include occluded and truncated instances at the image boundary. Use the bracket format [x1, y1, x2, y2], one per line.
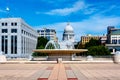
[0, 63, 120, 80]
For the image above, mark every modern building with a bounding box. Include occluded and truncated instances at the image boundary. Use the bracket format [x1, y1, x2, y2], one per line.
[62, 23, 75, 43]
[0, 18, 38, 58]
[106, 26, 120, 51]
[37, 28, 57, 42]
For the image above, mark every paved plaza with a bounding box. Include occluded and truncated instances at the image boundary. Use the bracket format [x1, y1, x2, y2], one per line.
[0, 63, 120, 80]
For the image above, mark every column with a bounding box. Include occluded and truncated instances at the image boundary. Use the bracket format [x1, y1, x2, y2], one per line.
[8, 34, 11, 57]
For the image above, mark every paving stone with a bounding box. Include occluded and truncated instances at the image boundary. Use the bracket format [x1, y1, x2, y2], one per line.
[0, 63, 120, 80]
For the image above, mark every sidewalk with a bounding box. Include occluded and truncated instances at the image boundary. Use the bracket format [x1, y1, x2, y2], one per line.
[0, 63, 120, 80]
[0, 60, 114, 64]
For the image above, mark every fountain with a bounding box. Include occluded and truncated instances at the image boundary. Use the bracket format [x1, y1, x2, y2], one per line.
[33, 23, 88, 61]
[34, 40, 88, 61]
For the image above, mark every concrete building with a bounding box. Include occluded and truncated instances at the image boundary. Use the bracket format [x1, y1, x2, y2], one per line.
[37, 28, 57, 41]
[106, 26, 120, 51]
[62, 23, 74, 43]
[0, 18, 38, 58]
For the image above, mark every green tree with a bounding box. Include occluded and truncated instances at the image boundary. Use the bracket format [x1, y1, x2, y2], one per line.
[32, 37, 48, 57]
[88, 46, 110, 56]
[36, 37, 48, 49]
[85, 38, 100, 48]
[45, 43, 55, 49]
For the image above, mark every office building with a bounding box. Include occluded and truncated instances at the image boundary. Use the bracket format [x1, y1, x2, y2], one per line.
[37, 28, 57, 41]
[0, 18, 38, 58]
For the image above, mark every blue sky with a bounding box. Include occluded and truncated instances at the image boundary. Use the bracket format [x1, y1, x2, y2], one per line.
[0, 0, 120, 41]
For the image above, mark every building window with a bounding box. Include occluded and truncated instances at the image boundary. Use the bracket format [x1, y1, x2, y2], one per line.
[15, 23, 17, 26]
[1, 23, 7, 26]
[11, 29, 17, 33]
[118, 40, 120, 44]
[112, 39, 117, 44]
[24, 31, 26, 34]
[1, 36, 4, 52]
[21, 30, 23, 34]
[37, 30, 40, 33]
[11, 22, 17, 26]
[41, 30, 44, 32]
[1, 36, 8, 54]
[11, 23, 14, 26]
[15, 36, 17, 54]
[2, 23, 4, 26]
[2, 29, 8, 33]
[5, 23, 7, 26]
[11, 36, 13, 54]
[11, 35, 17, 54]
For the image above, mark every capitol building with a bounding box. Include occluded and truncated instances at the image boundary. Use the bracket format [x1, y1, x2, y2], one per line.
[62, 23, 75, 43]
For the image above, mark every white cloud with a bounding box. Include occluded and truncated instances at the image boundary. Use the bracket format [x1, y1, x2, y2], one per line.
[45, 0, 85, 16]
[35, 15, 120, 41]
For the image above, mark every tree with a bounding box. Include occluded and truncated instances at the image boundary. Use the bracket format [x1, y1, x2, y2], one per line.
[84, 38, 110, 56]
[32, 37, 48, 57]
[36, 37, 49, 49]
[85, 38, 100, 48]
[88, 46, 110, 56]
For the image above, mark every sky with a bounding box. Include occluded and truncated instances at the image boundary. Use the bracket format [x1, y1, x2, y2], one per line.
[0, 0, 120, 41]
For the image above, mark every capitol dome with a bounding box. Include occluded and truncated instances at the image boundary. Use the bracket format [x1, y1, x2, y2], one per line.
[64, 23, 73, 32]
[63, 22, 75, 42]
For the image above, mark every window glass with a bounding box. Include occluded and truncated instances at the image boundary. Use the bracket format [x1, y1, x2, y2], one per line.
[11, 22, 17, 26]
[2, 23, 4, 26]
[11, 29, 17, 33]
[11, 23, 14, 26]
[2, 29, 8, 33]
[5, 23, 7, 26]
[15, 23, 17, 26]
